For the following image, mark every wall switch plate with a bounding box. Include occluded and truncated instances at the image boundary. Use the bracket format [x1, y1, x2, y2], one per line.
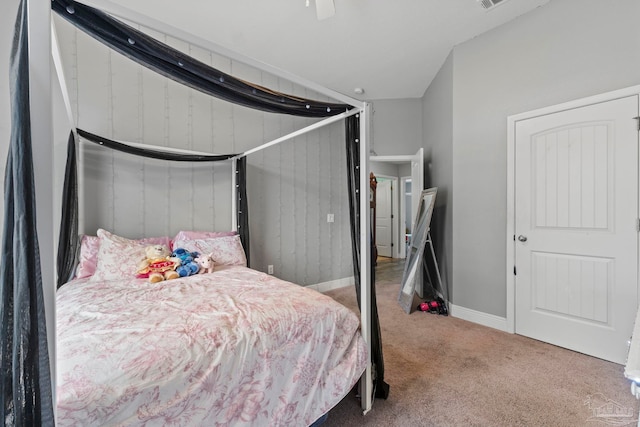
[327, 213, 334, 223]
[268, 265, 274, 274]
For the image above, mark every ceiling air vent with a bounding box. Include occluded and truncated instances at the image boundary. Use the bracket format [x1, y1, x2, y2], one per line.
[477, 0, 510, 10]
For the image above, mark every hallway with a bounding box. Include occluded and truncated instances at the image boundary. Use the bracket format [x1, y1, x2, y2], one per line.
[374, 256, 404, 285]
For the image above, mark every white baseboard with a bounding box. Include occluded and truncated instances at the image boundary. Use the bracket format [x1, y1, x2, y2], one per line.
[310, 282, 510, 333]
[308, 276, 354, 293]
[450, 304, 509, 333]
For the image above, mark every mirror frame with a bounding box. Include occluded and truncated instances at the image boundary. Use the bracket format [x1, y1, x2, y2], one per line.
[398, 187, 437, 314]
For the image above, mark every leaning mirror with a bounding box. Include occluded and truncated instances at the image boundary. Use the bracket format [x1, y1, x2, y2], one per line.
[398, 187, 437, 314]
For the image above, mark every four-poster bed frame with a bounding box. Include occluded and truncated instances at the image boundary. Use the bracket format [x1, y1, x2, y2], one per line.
[49, 0, 377, 415]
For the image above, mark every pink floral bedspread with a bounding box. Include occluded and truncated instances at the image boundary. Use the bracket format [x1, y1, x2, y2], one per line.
[56, 266, 367, 426]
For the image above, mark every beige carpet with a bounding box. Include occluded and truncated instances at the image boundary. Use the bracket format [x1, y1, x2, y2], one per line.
[323, 260, 640, 426]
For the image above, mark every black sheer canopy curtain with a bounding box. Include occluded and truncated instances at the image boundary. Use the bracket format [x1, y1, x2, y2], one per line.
[56, 130, 242, 288]
[56, 133, 78, 288]
[51, 0, 352, 285]
[51, 0, 350, 118]
[1, 0, 55, 425]
[345, 115, 390, 399]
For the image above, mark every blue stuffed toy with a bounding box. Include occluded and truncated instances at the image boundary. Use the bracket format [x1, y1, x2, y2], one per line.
[171, 248, 200, 277]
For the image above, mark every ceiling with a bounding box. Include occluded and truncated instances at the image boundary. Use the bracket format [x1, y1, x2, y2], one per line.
[96, 0, 552, 101]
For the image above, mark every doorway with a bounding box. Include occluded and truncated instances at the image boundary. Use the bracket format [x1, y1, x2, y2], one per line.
[371, 148, 424, 260]
[507, 89, 639, 364]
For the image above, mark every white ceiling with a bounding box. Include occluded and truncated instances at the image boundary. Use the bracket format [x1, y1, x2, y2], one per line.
[100, 0, 552, 101]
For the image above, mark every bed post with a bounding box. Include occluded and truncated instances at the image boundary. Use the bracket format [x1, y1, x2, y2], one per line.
[359, 103, 373, 414]
[231, 157, 238, 232]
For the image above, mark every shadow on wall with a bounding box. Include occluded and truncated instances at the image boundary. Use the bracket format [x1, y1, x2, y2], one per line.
[422, 154, 450, 302]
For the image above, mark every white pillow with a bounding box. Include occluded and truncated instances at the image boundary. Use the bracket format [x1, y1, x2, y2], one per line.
[90, 229, 148, 281]
[173, 235, 247, 267]
[76, 234, 172, 280]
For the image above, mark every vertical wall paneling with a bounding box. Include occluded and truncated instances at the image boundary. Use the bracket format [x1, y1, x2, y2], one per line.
[248, 68, 267, 267]
[318, 117, 331, 278]
[58, 19, 352, 285]
[74, 26, 113, 233]
[136, 59, 145, 235]
[210, 53, 234, 230]
[278, 78, 295, 281]
[307, 105, 321, 285]
[257, 72, 282, 273]
[189, 45, 216, 232]
[333, 121, 347, 276]
[136, 28, 165, 235]
[165, 37, 191, 233]
[293, 86, 309, 284]
[110, 37, 142, 237]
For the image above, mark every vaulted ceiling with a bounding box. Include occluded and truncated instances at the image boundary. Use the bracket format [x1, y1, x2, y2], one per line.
[90, 0, 552, 100]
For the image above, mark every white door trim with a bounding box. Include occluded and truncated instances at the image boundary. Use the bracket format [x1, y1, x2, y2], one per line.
[371, 148, 425, 259]
[399, 175, 411, 259]
[506, 84, 640, 335]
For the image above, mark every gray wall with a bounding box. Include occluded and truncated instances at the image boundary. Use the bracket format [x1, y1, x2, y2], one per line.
[371, 161, 399, 178]
[422, 52, 453, 299]
[371, 98, 423, 156]
[423, 0, 640, 317]
[55, 17, 352, 286]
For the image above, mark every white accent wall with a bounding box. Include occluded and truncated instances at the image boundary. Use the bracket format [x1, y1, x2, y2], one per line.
[53, 16, 353, 286]
[422, 0, 640, 317]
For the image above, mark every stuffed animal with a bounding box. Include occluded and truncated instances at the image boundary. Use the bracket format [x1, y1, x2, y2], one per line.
[195, 252, 215, 274]
[137, 244, 180, 283]
[171, 248, 201, 277]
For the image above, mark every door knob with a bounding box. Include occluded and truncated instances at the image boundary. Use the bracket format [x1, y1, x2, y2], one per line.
[518, 235, 528, 242]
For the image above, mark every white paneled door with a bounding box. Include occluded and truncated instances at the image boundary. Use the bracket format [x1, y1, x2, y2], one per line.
[515, 96, 639, 364]
[376, 179, 393, 257]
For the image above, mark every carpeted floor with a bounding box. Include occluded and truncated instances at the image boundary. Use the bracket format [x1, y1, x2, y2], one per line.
[323, 257, 640, 426]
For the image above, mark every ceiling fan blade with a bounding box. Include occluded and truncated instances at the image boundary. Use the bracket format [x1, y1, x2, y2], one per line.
[315, 0, 335, 20]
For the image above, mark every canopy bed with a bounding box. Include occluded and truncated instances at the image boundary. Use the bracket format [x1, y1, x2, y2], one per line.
[1, 0, 388, 424]
[56, 229, 367, 426]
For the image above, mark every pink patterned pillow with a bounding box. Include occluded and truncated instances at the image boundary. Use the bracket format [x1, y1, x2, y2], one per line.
[173, 235, 246, 267]
[173, 230, 237, 242]
[75, 235, 100, 279]
[76, 233, 172, 279]
[90, 229, 172, 281]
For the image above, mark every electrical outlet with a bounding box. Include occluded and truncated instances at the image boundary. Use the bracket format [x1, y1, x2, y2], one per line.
[327, 213, 335, 223]
[268, 265, 274, 275]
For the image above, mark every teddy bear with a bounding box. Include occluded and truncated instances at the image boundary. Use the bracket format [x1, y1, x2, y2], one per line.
[171, 248, 201, 277]
[137, 244, 180, 283]
[195, 252, 215, 274]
